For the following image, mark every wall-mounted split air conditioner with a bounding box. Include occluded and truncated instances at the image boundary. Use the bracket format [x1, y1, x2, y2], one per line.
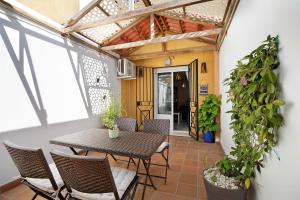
[117, 58, 136, 80]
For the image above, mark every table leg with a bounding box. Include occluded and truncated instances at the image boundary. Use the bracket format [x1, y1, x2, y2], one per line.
[141, 159, 157, 200]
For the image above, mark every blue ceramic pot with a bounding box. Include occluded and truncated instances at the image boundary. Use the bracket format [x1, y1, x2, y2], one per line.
[203, 131, 215, 143]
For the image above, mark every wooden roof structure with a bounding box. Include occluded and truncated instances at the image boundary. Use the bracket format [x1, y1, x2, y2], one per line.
[1, 0, 239, 59]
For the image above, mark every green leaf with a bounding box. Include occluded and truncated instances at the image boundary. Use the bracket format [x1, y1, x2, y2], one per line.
[273, 99, 285, 106]
[245, 178, 251, 190]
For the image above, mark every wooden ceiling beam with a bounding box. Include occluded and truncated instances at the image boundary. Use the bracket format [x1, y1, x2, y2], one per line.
[164, 30, 216, 45]
[65, 0, 101, 27]
[64, 0, 212, 33]
[179, 20, 184, 33]
[126, 46, 216, 60]
[102, 16, 148, 46]
[217, 0, 239, 50]
[101, 28, 221, 51]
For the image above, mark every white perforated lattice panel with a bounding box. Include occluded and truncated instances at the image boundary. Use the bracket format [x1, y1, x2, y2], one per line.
[81, 54, 111, 115]
[152, 0, 228, 23]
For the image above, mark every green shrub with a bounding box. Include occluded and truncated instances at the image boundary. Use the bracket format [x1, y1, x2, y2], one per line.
[216, 35, 284, 189]
[198, 94, 221, 132]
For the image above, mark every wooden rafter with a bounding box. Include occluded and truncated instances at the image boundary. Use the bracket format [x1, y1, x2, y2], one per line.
[64, 0, 212, 33]
[126, 46, 216, 60]
[179, 20, 184, 33]
[65, 0, 101, 27]
[164, 30, 216, 45]
[217, 0, 239, 49]
[142, 0, 164, 33]
[101, 16, 148, 46]
[150, 14, 155, 39]
[159, 15, 168, 31]
[101, 28, 221, 51]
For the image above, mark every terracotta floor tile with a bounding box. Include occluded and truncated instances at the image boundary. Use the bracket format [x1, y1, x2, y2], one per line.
[176, 183, 198, 198]
[150, 191, 174, 200]
[2, 136, 224, 200]
[179, 174, 198, 185]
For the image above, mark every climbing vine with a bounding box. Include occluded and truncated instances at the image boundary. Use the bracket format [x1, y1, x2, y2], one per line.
[216, 35, 284, 189]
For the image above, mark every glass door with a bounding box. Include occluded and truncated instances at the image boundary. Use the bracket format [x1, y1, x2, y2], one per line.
[154, 72, 173, 128]
[154, 66, 189, 135]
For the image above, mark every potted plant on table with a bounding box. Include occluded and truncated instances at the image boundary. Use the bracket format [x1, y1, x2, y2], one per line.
[203, 35, 284, 200]
[198, 94, 221, 143]
[100, 95, 121, 139]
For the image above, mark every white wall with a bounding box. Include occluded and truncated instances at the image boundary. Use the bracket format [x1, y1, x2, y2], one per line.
[0, 8, 120, 185]
[219, 0, 300, 199]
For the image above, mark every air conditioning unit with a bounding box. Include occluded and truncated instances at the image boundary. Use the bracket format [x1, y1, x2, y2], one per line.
[117, 58, 136, 80]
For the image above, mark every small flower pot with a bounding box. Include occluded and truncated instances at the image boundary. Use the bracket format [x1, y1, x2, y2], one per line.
[203, 131, 215, 143]
[204, 177, 247, 200]
[108, 129, 119, 139]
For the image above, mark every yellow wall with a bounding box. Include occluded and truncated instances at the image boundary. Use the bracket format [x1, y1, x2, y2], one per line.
[121, 39, 219, 118]
[17, 0, 79, 24]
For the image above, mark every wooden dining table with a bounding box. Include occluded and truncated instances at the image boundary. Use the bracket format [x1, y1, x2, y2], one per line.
[50, 128, 166, 200]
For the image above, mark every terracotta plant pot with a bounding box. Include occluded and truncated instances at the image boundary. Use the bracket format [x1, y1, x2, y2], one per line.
[204, 177, 247, 200]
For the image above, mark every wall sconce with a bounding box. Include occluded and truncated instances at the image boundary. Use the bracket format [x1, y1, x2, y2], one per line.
[201, 62, 207, 73]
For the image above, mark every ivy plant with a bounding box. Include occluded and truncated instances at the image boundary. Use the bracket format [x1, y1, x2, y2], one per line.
[216, 35, 284, 189]
[198, 94, 221, 132]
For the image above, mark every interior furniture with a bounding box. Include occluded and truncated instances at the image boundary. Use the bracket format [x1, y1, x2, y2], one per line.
[173, 112, 180, 125]
[142, 119, 170, 184]
[3, 141, 65, 200]
[50, 150, 139, 200]
[50, 128, 166, 200]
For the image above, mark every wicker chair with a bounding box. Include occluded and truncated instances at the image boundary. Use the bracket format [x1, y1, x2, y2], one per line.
[3, 141, 65, 200]
[141, 119, 170, 184]
[50, 150, 139, 200]
[107, 117, 137, 168]
[116, 117, 137, 132]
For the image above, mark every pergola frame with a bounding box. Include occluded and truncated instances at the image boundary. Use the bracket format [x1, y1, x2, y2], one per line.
[0, 0, 240, 59]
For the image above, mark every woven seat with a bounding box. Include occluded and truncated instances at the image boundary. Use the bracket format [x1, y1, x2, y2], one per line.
[72, 167, 136, 200]
[26, 163, 64, 193]
[3, 141, 65, 200]
[51, 150, 139, 200]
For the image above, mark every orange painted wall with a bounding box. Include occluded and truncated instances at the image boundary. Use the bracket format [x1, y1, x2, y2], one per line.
[121, 40, 219, 118]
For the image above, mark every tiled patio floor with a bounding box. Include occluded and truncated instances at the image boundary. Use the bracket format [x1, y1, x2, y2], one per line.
[0, 136, 224, 200]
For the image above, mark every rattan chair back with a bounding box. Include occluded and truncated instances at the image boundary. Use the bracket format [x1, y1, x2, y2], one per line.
[50, 150, 119, 198]
[143, 119, 170, 135]
[116, 117, 137, 132]
[3, 140, 58, 190]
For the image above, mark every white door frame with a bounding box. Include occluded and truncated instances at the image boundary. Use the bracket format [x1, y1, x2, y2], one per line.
[154, 66, 189, 136]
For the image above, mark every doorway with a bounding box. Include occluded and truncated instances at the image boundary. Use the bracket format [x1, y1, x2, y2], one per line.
[154, 66, 189, 136]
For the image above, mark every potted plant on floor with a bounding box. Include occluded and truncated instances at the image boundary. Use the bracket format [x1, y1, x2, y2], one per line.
[198, 94, 221, 143]
[203, 35, 284, 200]
[100, 94, 121, 138]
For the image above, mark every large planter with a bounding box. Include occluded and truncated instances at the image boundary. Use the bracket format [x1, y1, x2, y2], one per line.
[203, 131, 215, 143]
[204, 177, 247, 200]
[108, 129, 119, 139]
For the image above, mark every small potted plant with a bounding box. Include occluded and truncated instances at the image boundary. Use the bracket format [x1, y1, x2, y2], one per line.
[100, 95, 121, 139]
[203, 36, 284, 200]
[198, 94, 221, 143]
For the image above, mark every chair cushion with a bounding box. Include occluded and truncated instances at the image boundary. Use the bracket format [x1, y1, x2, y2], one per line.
[156, 141, 169, 153]
[25, 163, 64, 193]
[71, 167, 136, 200]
